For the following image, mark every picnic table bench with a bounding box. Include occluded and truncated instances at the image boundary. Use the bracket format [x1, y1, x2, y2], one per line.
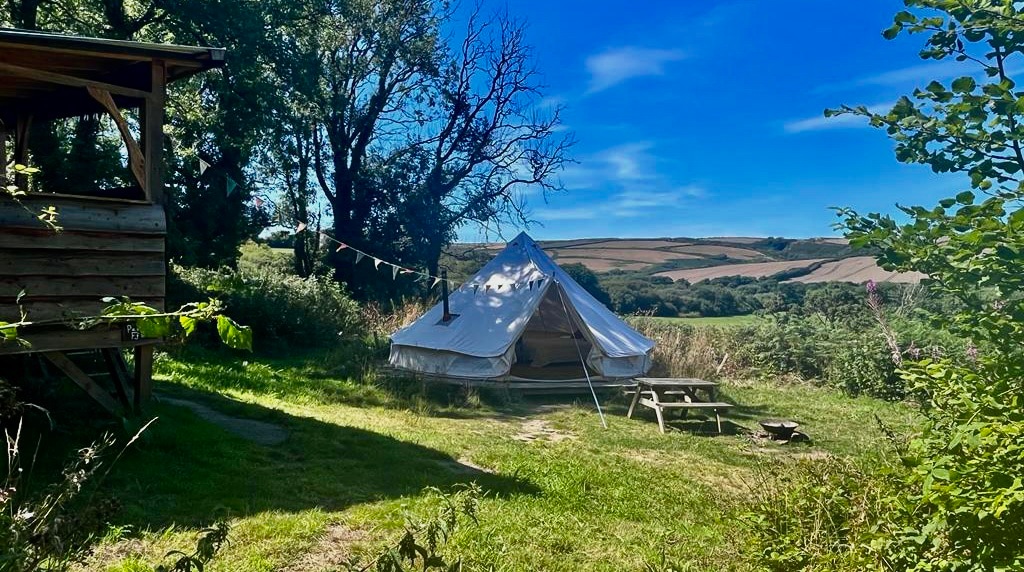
[626, 377, 733, 434]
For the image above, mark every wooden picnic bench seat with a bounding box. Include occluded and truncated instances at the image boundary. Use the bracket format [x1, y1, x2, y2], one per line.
[626, 378, 733, 434]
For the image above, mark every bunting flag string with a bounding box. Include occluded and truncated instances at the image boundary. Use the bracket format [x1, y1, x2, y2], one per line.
[290, 219, 545, 293]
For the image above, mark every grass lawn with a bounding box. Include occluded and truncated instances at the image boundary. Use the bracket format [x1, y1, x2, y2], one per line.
[39, 348, 914, 571]
[634, 315, 760, 327]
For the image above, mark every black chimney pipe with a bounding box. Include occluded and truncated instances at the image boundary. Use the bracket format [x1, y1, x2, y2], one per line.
[441, 269, 451, 322]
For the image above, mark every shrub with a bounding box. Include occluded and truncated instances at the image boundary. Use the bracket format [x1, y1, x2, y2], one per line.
[169, 264, 364, 352]
[236, 240, 294, 275]
[629, 319, 734, 380]
[742, 457, 894, 572]
[634, 313, 960, 401]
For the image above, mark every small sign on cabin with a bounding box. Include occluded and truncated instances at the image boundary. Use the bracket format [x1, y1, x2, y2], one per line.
[122, 323, 142, 342]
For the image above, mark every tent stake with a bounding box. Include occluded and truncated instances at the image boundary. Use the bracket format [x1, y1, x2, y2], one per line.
[554, 281, 608, 429]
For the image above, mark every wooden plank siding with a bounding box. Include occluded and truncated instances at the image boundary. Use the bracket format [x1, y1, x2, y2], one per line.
[0, 195, 167, 349]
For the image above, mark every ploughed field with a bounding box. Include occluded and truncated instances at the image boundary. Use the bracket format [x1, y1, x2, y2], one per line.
[48, 348, 915, 571]
[472, 236, 923, 284]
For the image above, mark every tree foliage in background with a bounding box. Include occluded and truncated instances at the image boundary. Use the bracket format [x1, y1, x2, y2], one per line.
[262, 0, 570, 298]
[830, 1, 1024, 569]
[1, 0, 282, 267]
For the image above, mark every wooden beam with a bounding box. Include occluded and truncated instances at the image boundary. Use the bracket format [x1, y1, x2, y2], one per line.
[42, 350, 122, 415]
[0, 128, 7, 178]
[102, 347, 134, 411]
[133, 344, 154, 413]
[141, 60, 166, 204]
[87, 87, 147, 194]
[0, 328, 159, 356]
[14, 114, 30, 164]
[0, 61, 151, 99]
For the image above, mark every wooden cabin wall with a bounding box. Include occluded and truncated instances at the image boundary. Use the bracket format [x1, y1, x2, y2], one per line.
[0, 194, 165, 353]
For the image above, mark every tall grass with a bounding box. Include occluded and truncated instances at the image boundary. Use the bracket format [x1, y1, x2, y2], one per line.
[630, 319, 736, 380]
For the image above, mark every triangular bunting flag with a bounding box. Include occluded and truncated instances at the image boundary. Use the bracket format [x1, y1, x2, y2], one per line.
[400, 268, 413, 275]
[496, 284, 503, 291]
[432, 277, 441, 288]
[226, 176, 238, 196]
[295, 222, 307, 233]
[473, 285, 480, 294]
[336, 242, 348, 252]
[254, 196, 264, 208]
[199, 158, 210, 176]
[355, 252, 365, 264]
[485, 285, 491, 293]
[392, 265, 400, 279]
[373, 258, 383, 270]
[528, 280, 534, 290]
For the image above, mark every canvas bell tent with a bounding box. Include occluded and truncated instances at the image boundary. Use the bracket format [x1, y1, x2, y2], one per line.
[389, 232, 655, 383]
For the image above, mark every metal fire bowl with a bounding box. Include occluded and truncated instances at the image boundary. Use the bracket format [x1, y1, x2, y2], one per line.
[759, 419, 799, 440]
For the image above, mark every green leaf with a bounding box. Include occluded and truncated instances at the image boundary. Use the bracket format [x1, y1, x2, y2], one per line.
[216, 315, 253, 351]
[137, 317, 173, 339]
[882, 23, 902, 40]
[951, 76, 976, 93]
[180, 315, 198, 337]
[956, 191, 975, 205]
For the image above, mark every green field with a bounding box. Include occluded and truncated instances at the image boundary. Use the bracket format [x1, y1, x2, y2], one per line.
[53, 348, 913, 571]
[633, 315, 760, 327]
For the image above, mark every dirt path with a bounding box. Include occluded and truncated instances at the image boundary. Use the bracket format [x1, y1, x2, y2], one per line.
[160, 396, 288, 446]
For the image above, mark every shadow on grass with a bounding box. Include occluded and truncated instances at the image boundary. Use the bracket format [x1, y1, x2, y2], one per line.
[158, 347, 602, 422]
[16, 381, 540, 532]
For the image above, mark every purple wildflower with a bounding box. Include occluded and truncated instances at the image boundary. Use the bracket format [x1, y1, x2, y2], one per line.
[966, 344, 979, 362]
[866, 280, 877, 294]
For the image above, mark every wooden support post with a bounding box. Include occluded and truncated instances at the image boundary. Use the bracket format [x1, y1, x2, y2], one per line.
[87, 86, 147, 193]
[12, 115, 31, 188]
[101, 348, 134, 411]
[0, 128, 7, 174]
[133, 344, 154, 413]
[14, 114, 30, 165]
[42, 351, 122, 416]
[142, 59, 166, 204]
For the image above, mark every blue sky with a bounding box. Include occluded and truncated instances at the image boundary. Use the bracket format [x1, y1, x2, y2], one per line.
[464, 0, 976, 241]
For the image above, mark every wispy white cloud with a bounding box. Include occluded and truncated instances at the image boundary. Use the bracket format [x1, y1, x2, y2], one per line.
[539, 206, 602, 221]
[539, 142, 706, 222]
[613, 186, 706, 209]
[783, 101, 895, 134]
[584, 47, 686, 94]
[815, 60, 973, 93]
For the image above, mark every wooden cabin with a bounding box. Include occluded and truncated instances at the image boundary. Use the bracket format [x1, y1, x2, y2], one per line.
[0, 29, 224, 415]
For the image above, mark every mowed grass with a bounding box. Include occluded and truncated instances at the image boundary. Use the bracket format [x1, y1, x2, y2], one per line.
[635, 315, 760, 327]
[48, 348, 915, 571]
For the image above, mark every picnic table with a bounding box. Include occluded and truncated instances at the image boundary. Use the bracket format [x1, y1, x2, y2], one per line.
[626, 377, 733, 434]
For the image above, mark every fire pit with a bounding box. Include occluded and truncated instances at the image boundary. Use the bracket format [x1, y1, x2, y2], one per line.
[759, 419, 799, 441]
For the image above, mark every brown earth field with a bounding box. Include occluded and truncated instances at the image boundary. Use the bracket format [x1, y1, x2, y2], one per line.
[453, 237, 921, 284]
[546, 248, 702, 263]
[656, 259, 827, 282]
[667, 244, 765, 259]
[551, 257, 649, 272]
[582, 239, 688, 249]
[789, 256, 926, 284]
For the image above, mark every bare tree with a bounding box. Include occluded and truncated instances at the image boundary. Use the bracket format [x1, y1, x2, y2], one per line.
[399, 6, 573, 274]
[306, 0, 442, 286]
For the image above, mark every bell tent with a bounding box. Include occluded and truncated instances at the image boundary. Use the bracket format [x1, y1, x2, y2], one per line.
[389, 232, 655, 383]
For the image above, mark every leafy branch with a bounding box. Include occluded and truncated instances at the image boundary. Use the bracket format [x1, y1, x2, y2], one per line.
[0, 298, 253, 352]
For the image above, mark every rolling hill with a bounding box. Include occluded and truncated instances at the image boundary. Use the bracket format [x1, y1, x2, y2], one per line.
[461, 236, 922, 284]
